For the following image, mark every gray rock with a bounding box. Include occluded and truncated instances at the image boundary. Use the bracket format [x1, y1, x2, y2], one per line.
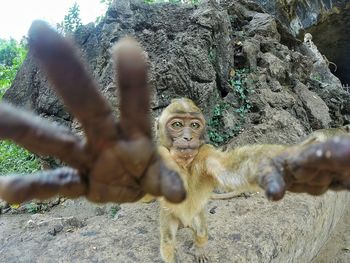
[259, 52, 289, 83]
[294, 81, 332, 129]
[246, 13, 281, 41]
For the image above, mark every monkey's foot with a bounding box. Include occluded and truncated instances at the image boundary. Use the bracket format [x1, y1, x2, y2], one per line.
[161, 248, 180, 263]
[194, 247, 210, 263]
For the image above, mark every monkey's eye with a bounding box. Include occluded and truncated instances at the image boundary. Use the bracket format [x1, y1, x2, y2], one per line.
[171, 121, 184, 129]
[190, 122, 201, 130]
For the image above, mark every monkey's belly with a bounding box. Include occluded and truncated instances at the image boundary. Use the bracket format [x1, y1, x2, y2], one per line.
[162, 196, 209, 227]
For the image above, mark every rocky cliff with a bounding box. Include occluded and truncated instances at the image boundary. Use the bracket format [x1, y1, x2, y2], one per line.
[4, 0, 350, 145]
[252, 0, 350, 34]
[251, 0, 350, 92]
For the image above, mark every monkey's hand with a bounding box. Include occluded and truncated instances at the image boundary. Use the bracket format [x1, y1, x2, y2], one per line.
[258, 136, 350, 201]
[0, 21, 186, 204]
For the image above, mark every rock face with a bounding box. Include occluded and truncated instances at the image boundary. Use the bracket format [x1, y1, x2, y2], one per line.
[306, 8, 350, 86]
[252, 0, 350, 34]
[251, 0, 350, 87]
[5, 0, 350, 141]
[2, 0, 350, 262]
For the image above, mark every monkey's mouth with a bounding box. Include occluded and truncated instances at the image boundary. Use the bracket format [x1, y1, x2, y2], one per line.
[173, 143, 199, 150]
[176, 145, 197, 150]
[173, 140, 203, 150]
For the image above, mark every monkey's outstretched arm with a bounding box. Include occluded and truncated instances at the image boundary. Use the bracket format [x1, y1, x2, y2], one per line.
[0, 21, 186, 205]
[260, 136, 350, 200]
[206, 144, 286, 194]
[207, 136, 350, 201]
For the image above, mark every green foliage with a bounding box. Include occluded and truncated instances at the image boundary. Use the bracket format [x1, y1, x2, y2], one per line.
[57, 2, 82, 35]
[208, 47, 216, 63]
[312, 74, 322, 82]
[229, 68, 252, 119]
[0, 141, 40, 174]
[208, 69, 253, 146]
[0, 38, 27, 98]
[208, 103, 234, 146]
[109, 205, 121, 218]
[0, 39, 38, 175]
[25, 202, 41, 214]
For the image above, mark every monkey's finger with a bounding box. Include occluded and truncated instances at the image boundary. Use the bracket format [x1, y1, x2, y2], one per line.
[28, 20, 118, 149]
[258, 163, 286, 201]
[141, 160, 186, 203]
[159, 161, 187, 203]
[288, 136, 350, 172]
[113, 37, 151, 139]
[140, 161, 162, 197]
[0, 102, 91, 170]
[0, 167, 86, 204]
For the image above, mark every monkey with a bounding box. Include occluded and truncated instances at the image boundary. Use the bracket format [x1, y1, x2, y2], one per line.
[154, 98, 350, 263]
[158, 98, 274, 263]
[304, 32, 313, 45]
[156, 98, 285, 262]
[304, 33, 337, 72]
[1, 21, 350, 263]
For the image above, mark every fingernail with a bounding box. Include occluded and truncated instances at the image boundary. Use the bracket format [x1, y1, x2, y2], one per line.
[266, 181, 285, 201]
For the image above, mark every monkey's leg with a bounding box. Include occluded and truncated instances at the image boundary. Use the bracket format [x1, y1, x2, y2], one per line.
[0, 103, 90, 170]
[160, 209, 180, 263]
[28, 21, 118, 149]
[191, 210, 209, 263]
[0, 167, 86, 203]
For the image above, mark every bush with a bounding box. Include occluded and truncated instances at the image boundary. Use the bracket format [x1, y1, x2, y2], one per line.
[0, 141, 40, 174]
[0, 39, 40, 174]
[0, 38, 27, 98]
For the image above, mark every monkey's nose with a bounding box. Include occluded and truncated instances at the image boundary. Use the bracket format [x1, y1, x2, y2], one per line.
[184, 137, 192, 141]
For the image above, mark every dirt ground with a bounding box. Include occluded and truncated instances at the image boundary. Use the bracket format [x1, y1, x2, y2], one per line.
[311, 205, 350, 263]
[0, 194, 349, 263]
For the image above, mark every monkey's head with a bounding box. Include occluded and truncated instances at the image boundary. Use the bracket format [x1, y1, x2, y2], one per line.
[304, 33, 312, 43]
[157, 98, 206, 155]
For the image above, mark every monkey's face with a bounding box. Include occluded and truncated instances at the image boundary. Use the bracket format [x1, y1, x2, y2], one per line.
[166, 113, 205, 154]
